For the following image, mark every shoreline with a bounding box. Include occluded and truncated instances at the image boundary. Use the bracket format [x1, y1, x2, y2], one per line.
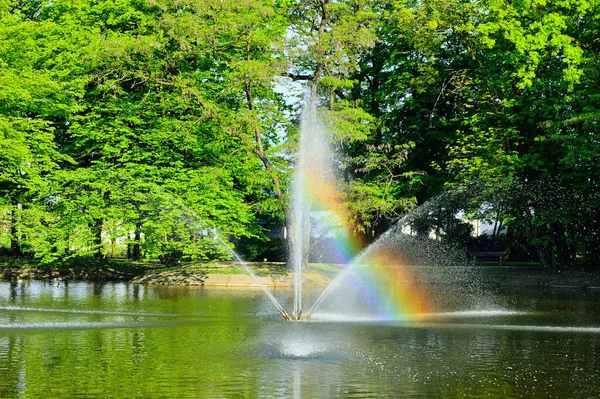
[2, 262, 600, 290]
[0, 261, 337, 288]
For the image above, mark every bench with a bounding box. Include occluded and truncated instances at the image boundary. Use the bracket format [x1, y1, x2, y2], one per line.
[472, 251, 504, 265]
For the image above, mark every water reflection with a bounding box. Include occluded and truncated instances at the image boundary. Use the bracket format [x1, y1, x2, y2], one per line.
[0, 282, 600, 397]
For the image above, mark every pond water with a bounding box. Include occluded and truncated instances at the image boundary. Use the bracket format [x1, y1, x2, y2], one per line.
[1, 281, 600, 398]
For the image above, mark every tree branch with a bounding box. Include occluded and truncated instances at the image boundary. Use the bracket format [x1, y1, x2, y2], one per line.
[284, 72, 313, 81]
[334, 89, 347, 100]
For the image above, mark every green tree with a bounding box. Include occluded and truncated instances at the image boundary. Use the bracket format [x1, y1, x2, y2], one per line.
[0, 1, 81, 255]
[1, 0, 274, 263]
[366, 0, 600, 270]
[444, 0, 598, 270]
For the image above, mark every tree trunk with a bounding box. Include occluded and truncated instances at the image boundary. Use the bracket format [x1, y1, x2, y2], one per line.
[9, 205, 22, 256]
[245, 84, 284, 200]
[132, 225, 142, 261]
[92, 218, 104, 258]
[504, 226, 512, 261]
[536, 245, 551, 272]
[527, 205, 556, 273]
[496, 220, 504, 237]
[536, 243, 556, 273]
[553, 222, 578, 270]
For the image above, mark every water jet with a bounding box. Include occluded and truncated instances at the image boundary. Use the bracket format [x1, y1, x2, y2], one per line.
[277, 96, 482, 322]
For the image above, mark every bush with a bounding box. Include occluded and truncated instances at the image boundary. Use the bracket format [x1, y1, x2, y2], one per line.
[158, 250, 184, 266]
[235, 237, 288, 262]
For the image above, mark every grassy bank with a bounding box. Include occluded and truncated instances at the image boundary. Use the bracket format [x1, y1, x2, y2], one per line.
[0, 258, 345, 287]
[0, 258, 294, 286]
[2, 258, 600, 289]
[0, 258, 148, 282]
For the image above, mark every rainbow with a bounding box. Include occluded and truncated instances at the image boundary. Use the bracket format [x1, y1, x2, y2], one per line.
[347, 251, 432, 321]
[300, 165, 431, 321]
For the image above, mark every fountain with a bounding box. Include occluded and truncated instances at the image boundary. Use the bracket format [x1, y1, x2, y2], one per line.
[162, 95, 487, 323]
[276, 96, 486, 322]
[166, 94, 487, 323]
[282, 97, 440, 321]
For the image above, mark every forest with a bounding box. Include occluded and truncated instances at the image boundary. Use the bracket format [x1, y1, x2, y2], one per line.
[1, 0, 599, 271]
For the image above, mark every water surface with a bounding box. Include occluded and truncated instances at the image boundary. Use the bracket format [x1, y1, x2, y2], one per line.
[1, 281, 599, 398]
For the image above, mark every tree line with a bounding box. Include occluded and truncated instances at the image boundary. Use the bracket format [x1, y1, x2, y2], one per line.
[1, 0, 598, 271]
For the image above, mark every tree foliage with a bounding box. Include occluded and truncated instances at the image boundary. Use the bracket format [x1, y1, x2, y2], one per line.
[1, 0, 599, 269]
[363, 0, 600, 270]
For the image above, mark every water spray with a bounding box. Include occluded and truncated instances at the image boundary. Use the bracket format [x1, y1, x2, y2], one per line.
[165, 199, 288, 316]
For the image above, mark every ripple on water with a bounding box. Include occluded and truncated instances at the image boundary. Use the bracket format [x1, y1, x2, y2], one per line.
[0, 305, 176, 317]
[418, 322, 600, 334]
[0, 321, 177, 331]
[305, 308, 529, 323]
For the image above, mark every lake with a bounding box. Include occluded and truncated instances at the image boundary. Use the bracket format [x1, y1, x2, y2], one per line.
[1, 281, 600, 398]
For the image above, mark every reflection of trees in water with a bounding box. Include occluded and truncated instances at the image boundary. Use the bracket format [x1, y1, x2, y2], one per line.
[0, 335, 22, 398]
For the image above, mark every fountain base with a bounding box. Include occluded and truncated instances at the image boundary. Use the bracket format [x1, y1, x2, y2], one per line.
[280, 310, 313, 321]
[280, 309, 292, 321]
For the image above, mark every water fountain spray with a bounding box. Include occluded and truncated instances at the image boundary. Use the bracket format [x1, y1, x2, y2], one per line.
[167, 200, 289, 317]
[286, 95, 333, 321]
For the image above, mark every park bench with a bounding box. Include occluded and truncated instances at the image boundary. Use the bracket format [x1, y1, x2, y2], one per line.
[472, 251, 504, 265]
